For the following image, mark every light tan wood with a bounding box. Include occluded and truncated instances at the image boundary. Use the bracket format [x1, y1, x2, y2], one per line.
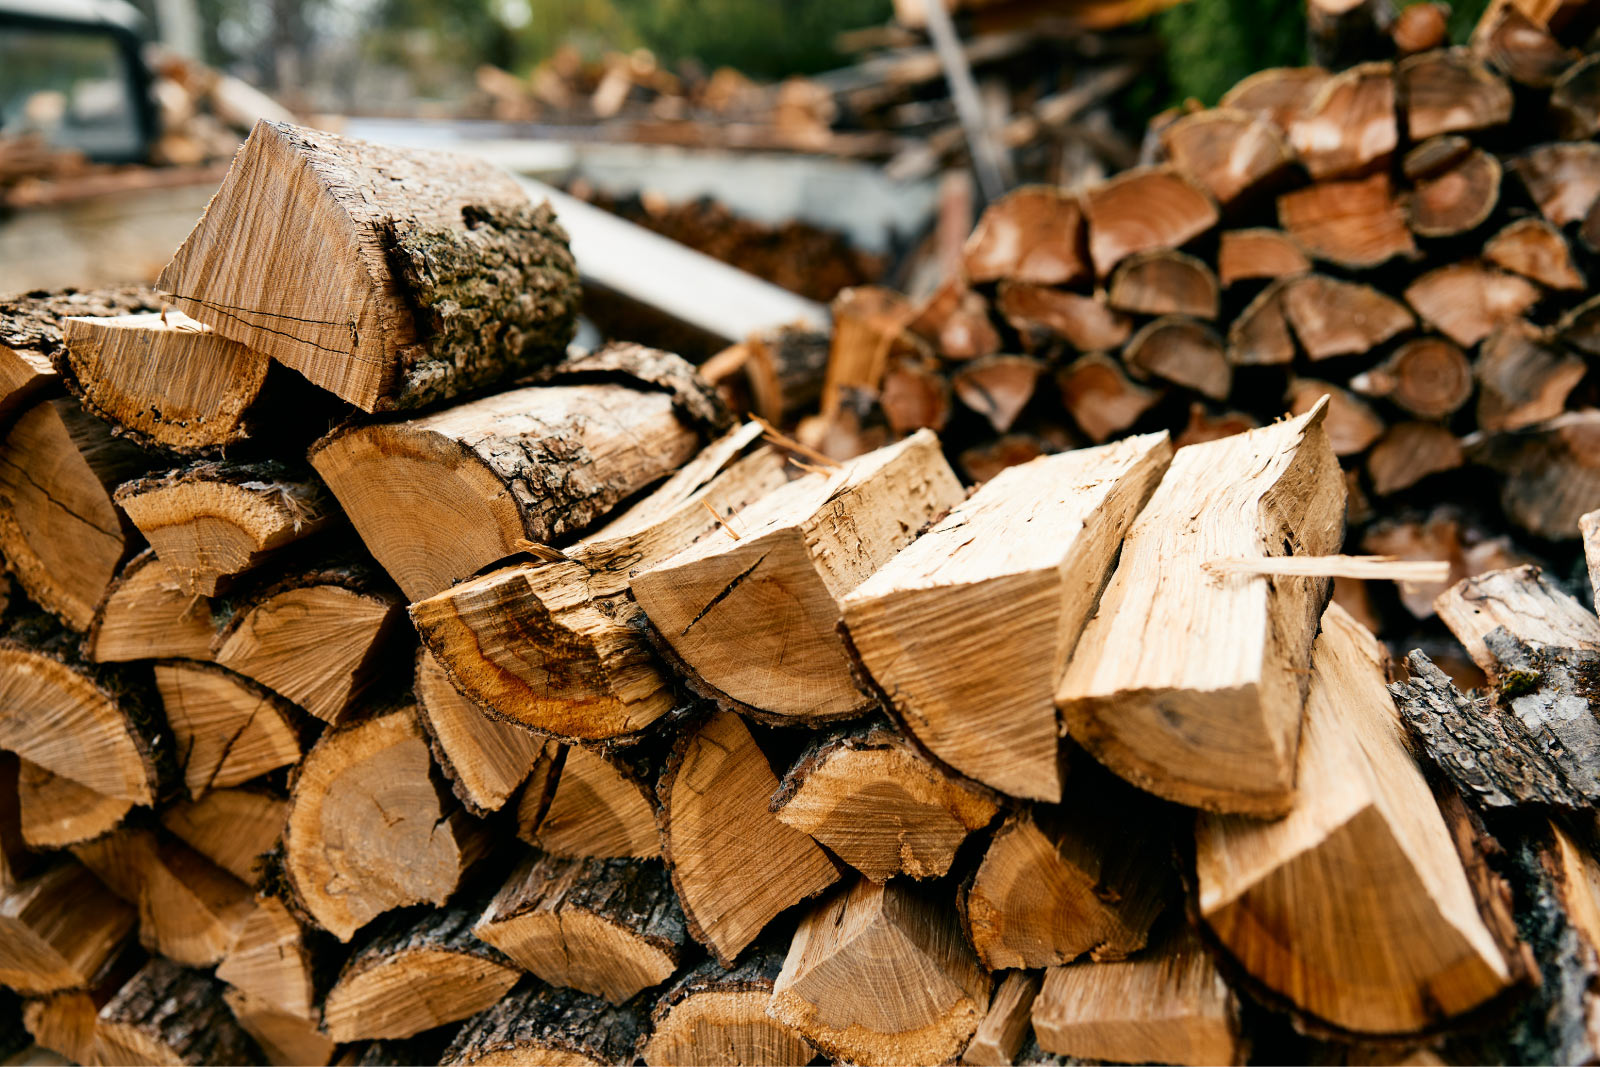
[215, 897, 320, 1021]
[769, 878, 991, 1067]
[23, 988, 104, 1066]
[528, 745, 659, 860]
[1056, 354, 1162, 443]
[843, 435, 1172, 800]
[1082, 166, 1219, 278]
[1217, 228, 1311, 287]
[1289, 62, 1397, 178]
[0, 288, 161, 430]
[1196, 603, 1514, 1032]
[1584, 511, 1600, 608]
[87, 552, 217, 664]
[160, 788, 287, 883]
[1286, 380, 1384, 456]
[961, 185, 1089, 286]
[1278, 174, 1417, 269]
[1349, 336, 1473, 420]
[1161, 108, 1293, 207]
[15, 759, 133, 848]
[414, 648, 545, 815]
[224, 986, 336, 1067]
[1434, 564, 1600, 676]
[960, 970, 1041, 1067]
[641, 948, 817, 1067]
[823, 287, 915, 421]
[1057, 402, 1345, 815]
[1484, 217, 1585, 290]
[1205, 555, 1451, 582]
[0, 861, 133, 994]
[1283, 274, 1414, 361]
[634, 431, 963, 722]
[154, 661, 302, 797]
[1404, 263, 1540, 347]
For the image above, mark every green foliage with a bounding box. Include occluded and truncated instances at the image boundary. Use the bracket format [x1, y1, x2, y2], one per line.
[1146, 0, 1308, 110]
[609, 0, 894, 77]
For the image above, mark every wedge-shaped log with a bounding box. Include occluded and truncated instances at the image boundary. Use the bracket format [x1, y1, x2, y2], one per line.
[475, 851, 687, 1004]
[1484, 217, 1585, 290]
[1397, 48, 1512, 139]
[1278, 174, 1416, 269]
[1161, 108, 1292, 208]
[659, 710, 840, 964]
[1056, 354, 1161, 442]
[961, 186, 1089, 286]
[442, 979, 646, 1067]
[1123, 317, 1230, 400]
[322, 903, 520, 1042]
[996, 283, 1132, 354]
[1511, 142, 1600, 227]
[1283, 274, 1414, 361]
[158, 120, 579, 412]
[641, 945, 817, 1067]
[951, 355, 1044, 435]
[634, 430, 963, 722]
[94, 958, 260, 1066]
[0, 861, 134, 994]
[1217, 228, 1310, 287]
[1466, 412, 1600, 540]
[216, 897, 324, 1022]
[1196, 603, 1515, 1032]
[414, 648, 544, 816]
[0, 287, 161, 429]
[1107, 250, 1220, 320]
[15, 758, 133, 849]
[769, 720, 999, 882]
[1405, 263, 1539, 347]
[1476, 321, 1586, 432]
[843, 435, 1171, 800]
[1368, 421, 1463, 496]
[1031, 923, 1242, 1066]
[1057, 402, 1345, 815]
[155, 661, 303, 798]
[310, 343, 715, 601]
[87, 551, 218, 664]
[1226, 280, 1296, 366]
[1081, 167, 1218, 278]
[1288, 62, 1396, 178]
[161, 788, 288, 882]
[223, 986, 336, 1067]
[526, 745, 660, 860]
[411, 423, 788, 740]
[283, 704, 482, 941]
[769, 878, 992, 1067]
[961, 970, 1041, 1067]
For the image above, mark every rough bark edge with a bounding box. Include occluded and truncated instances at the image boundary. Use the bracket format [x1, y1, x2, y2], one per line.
[488, 851, 690, 964]
[114, 458, 335, 528]
[525, 341, 733, 440]
[442, 977, 649, 1066]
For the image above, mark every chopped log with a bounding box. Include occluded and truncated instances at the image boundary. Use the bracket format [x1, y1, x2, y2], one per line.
[1198, 603, 1516, 1032]
[1471, 1, 1579, 86]
[283, 704, 483, 941]
[161, 788, 287, 883]
[658, 710, 840, 964]
[1435, 564, 1600, 676]
[154, 661, 303, 798]
[57, 312, 270, 453]
[705, 326, 830, 426]
[823, 287, 914, 419]
[215, 897, 323, 1022]
[1161, 109, 1293, 208]
[879, 353, 952, 435]
[1349, 336, 1473, 419]
[1284, 274, 1414, 361]
[995, 283, 1132, 354]
[87, 552, 217, 664]
[1466, 412, 1600, 539]
[0, 287, 161, 430]
[1550, 53, 1600, 137]
[24, 984, 113, 1067]
[1286, 380, 1385, 455]
[1108, 250, 1220, 320]
[640, 945, 816, 1067]
[411, 424, 788, 741]
[1405, 263, 1542, 347]
[961, 185, 1089, 287]
[1177, 403, 1260, 447]
[769, 878, 991, 1066]
[73, 827, 254, 966]
[1484, 217, 1585, 290]
[525, 745, 659, 860]
[16, 759, 133, 848]
[1123, 317, 1231, 400]
[1398, 48, 1513, 140]
[633, 431, 962, 722]
[769, 720, 999, 881]
[961, 970, 1041, 1067]
[1057, 402, 1344, 815]
[158, 120, 579, 413]
[321, 903, 521, 1041]
[1368, 421, 1464, 495]
[94, 958, 259, 1066]
[212, 562, 405, 724]
[1511, 142, 1600, 226]
[114, 461, 335, 596]
[1393, 2, 1450, 52]
[1082, 167, 1219, 278]
[414, 648, 544, 816]
[1562, 294, 1600, 356]
[0, 398, 153, 630]
[1226, 279, 1298, 365]
[1475, 320, 1586, 432]
[442, 979, 646, 1067]
[951, 355, 1044, 434]
[310, 346, 714, 602]
[1290, 63, 1398, 180]
[843, 435, 1172, 801]
[1402, 133, 1474, 179]
[474, 850, 686, 1003]
[1279, 174, 1418, 268]
[1406, 146, 1502, 237]
[1056, 354, 1162, 441]
[1030, 922, 1242, 1066]
[1217, 228, 1311, 287]
[224, 986, 336, 1067]
[0, 861, 134, 994]
[1219, 66, 1332, 130]
[0, 754, 35, 887]
[907, 278, 1001, 361]
[1360, 512, 1466, 617]
[964, 776, 1174, 970]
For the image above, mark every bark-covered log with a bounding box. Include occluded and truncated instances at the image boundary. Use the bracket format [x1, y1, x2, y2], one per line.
[94, 958, 261, 1066]
[86, 552, 218, 664]
[639, 944, 816, 1066]
[442, 978, 648, 1067]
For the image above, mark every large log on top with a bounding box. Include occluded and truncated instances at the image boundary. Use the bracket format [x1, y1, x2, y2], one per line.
[157, 120, 580, 412]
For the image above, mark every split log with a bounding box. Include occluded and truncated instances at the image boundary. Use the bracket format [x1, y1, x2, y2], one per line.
[1082, 167, 1218, 278]
[0, 754, 37, 883]
[1484, 217, 1585, 290]
[633, 431, 962, 722]
[1279, 174, 1417, 268]
[961, 186, 1089, 287]
[282, 704, 483, 941]
[1160, 109, 1292, 208]
[215, 897, 324, 1022]
[158, 120, 580, 412]
[907, 279, 1001, 361]
[1217, 228, 1311, 287]
[1283, 274, 1414, 359]
[524, 745, 659, 860]
[58, 312, 270, 453]
[442, 979, 646, 1067]
[1550, 52, 1600, 137]
[1286, 380, 1384, 456]
[1435, 565, 1600, 678]
[411, 423, 788, 741]
[1348, 336, 1473, 419]
[1563, 295, 1600, 356]
[658, 710, 840, 964]
[961, 970, 1041, 1067]
[1367, 421, 1464, 494]
[1510, 142, 1600, 226]
[769, 878, 992, 1067]
[1178, 404, 1260, 446]
[1030, 923, 1242, 1066]
[154, 661, 303, 798]
[1466, 412, 1600, 539]
[16, 759, 133, 849]
[1393, 2, 1450, 52]
[223, 986, 336, 1067]
[1404, 263, 1540, 347]
[161, 788, 287, 882]
[769, 720, 999, 881]
[474, 851, 687, 1003]
[879, 353, 952, 435]
[0, 287, 161, 429]
[1471, 2, 1579, 86]
[703, 326, 830, 426]
[1122, 317, 1230, 399]
[1197, 603, 1516, 1032]
[1475, 320, 1586, 431]
[87, 552, 217, 664]
[842, 435, 1172, 800]
[995, 284, 1132, 354]
[414, 648, 544, 816]
[309, 345, 714, 601]
[1057, 402, 1344, 815]
[823, 288, 914, 419]
[1359, 512, 1470, 618]
[0, 861, 134, 994]
[1289, 63, 1397, 180]
[24, 978, 121, 1067]
[73, 827, 255, 967]
[321, 903, 521, 1041]
[957, 435, 1060, 484]
[1219, 66, 1331, 130]
[94, 958, 259, 1066]
[1397, 48, 1513, 139]
[0, 398, 153, 630]
[1055, 354, 1162, 442]
[212, 561, 405, 724]
[641, 944, 815, 1066]
[1402, 133, 1474, 179]
[114, 461, 336, 596]
[1107, 251, 1220, 320]
[951, 355, 1044, 434]
[1226, 280, 1298, 365]
[1405, 146, 1502, 237]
